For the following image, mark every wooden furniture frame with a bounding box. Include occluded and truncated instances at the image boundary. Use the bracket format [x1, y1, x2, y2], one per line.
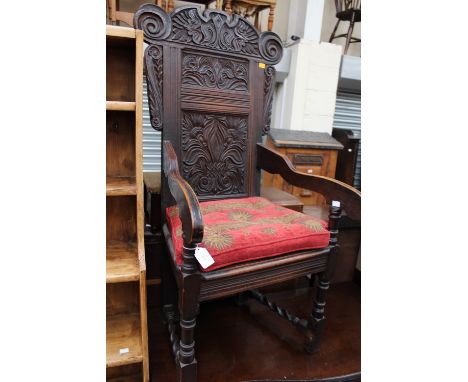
[134, 5, 360, 381]
[106, 25, 149, 382]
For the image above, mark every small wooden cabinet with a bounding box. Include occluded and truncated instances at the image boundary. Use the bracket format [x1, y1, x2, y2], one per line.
[106, 25, 149, 382]
[263, 129, 343, 206]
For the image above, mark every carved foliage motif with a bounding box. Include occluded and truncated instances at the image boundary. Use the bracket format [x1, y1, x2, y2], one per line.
[172, 8, 260, 56]
[144, 45, 163, 131]
[181, 112, 247, 196]
[182, 54, 248, 91]
[134, 5, 283, 64]
[263, 65, 275, 135]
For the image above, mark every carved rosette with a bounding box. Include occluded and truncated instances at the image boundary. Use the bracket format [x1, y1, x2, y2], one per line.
[182, 54, 248, 91]
[134, 4, 283, 65]
[181, 112, 247, 196]
[263, 65, 275, 135]
[144, 45, 163, 131]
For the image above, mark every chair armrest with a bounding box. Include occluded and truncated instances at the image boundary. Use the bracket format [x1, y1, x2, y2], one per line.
[257, 143, 361, 220]
[163, 140, 204, 246]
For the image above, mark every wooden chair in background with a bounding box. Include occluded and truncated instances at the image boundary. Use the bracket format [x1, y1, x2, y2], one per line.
[134, 4, 360, 381]
[224, 0, 276, 31]
[107, 0, 275, 31]
[329, 0, 361, 54]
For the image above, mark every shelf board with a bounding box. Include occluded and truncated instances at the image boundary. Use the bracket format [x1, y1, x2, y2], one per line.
[106, 25, 136, 39]
[107, 313, 142, 368]
[107, 241, 140, 283]
[106, 101, 136, 111]
[107, 176, 137, 196]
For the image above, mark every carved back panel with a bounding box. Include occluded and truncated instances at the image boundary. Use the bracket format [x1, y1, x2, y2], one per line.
[134, 4, 283, 207]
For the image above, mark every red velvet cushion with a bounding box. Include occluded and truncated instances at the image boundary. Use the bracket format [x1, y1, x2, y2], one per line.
[166, 196, 330, 272]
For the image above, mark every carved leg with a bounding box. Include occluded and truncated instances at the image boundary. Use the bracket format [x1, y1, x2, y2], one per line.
[176, 244, 201, 382]
[267, 4, 275, 31]
[305, 202, 341, 353]
[329, 18, 340, 42]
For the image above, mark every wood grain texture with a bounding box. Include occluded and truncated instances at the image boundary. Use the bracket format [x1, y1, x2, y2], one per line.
[107, 26, 148, 382]
[107, 45, 136, 102]
[107, 111, 136, 178]
[107, 176, 137, 196]
[107, 242, 140, 283]
[107, 101, 136, 111]
[107, 283, 140, 316]
[107, 313, 143, 367]
[106, 196, 137, 243]
[107, 25, 136, 39]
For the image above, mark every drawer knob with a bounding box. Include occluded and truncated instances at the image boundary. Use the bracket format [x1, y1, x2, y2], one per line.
[348, 148, 353, 152]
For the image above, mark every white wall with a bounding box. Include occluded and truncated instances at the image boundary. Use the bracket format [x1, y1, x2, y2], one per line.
[273, 39, 341, 133]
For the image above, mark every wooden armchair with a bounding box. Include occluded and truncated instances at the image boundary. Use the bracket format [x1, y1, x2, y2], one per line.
[134, 5, 361, 381]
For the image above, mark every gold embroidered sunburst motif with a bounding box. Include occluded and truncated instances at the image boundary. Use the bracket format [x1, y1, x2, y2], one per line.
[261, 227, 276, 235]
[204, 227, 233, 250]
[229, 211, 253, 222]
[200, 198, 269, 215]
[301, 219, 325, 232]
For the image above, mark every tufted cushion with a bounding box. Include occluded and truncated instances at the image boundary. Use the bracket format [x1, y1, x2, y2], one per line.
[166, 197, 330, 272]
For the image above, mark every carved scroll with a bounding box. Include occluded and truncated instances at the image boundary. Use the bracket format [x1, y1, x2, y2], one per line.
[144, 45, 163, 131]
[263, 65, 275, 135]
[181, 112, 247, 196]
[134, 5, 283, 65]
[182, 54, 248, 91]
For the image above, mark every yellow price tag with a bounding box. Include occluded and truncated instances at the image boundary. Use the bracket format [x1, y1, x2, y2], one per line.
[258, 62, 266, 69]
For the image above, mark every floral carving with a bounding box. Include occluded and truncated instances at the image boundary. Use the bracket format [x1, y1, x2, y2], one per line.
[263, 65, 275, 135]
[172, 8, 260, 56]
[144, 45, 163, 131]
[135, 5, 283, 64]
[182, 54, 248, 91]
[181, 112, 247, 196]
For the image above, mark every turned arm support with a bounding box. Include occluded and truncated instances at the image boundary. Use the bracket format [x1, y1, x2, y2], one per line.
[257, 143, 361, 221]
[163, 140, 204, 248]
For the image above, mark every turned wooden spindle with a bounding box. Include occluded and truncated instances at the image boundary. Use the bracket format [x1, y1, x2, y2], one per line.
[306, 201, 342, 352]
[181, 244, 198, 274]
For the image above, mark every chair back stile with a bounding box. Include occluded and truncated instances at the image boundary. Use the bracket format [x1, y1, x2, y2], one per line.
[134, 4, 283, 221]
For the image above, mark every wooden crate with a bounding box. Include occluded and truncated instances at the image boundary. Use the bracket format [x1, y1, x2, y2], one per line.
[106, 25, 149, 382]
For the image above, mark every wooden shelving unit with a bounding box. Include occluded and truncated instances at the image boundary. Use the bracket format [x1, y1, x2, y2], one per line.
[106, 25, 148, 382]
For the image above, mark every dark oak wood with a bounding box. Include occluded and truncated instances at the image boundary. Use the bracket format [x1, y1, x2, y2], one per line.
[135, 5, 360, 381]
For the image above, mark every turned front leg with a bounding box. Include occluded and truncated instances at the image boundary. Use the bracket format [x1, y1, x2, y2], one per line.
[305, 201, 341, 352]
[176, 244, 201, 382]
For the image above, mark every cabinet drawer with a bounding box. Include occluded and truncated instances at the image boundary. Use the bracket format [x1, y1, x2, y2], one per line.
[291, 153, 323, 166]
